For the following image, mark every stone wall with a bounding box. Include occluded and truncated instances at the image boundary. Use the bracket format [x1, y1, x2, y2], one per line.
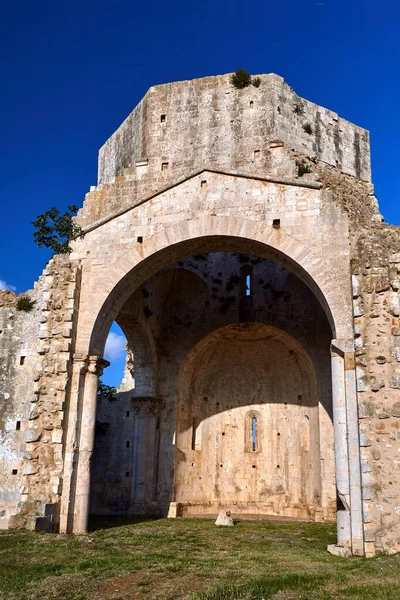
[0, 290, 40, 528]
[6, 258, 81, 530]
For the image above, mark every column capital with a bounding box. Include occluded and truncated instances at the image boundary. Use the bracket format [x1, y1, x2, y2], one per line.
[331, 339, 355, 357]
[87, 355, 110, 377]
[72, 353, 89, 374]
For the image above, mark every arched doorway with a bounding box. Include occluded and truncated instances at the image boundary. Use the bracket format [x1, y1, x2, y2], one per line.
[59, 221, 362, 554]
[173, 323, 335, 521]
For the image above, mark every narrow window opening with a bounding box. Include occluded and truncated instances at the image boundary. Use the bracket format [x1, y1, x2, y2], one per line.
[126, 440, 130, 448]
[251, 416, 257, 451]
[160, 114, 166, 123]
[20, 356, 25, 366]
[125, 471, 130, 477]
[12, 469, 18, 475]
[161, 162, 169, 171]
[241, 265, 253, 298]
[246, 274, 251, 296]
[273, 219, 281, 229]
[126, 411, 130, 417]
[137, 236, 143, 243]
[16, 421, 21, 431]
[253, 150, 260, 163]
[201, 179, 207, 187]
[250, 100, 254, 108]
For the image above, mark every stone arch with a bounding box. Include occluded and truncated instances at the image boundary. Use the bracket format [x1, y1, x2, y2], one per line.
[64, 215, 362, 554]
[116, 315, 158, 397]
[76, 214, 352, 357]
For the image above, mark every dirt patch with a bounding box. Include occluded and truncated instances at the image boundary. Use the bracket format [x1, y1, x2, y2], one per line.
[93, 569, 149, 598]
[93, 571, 201, 600]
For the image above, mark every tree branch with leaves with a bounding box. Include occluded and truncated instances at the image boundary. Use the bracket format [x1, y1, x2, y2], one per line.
[32, 205, 82, 254]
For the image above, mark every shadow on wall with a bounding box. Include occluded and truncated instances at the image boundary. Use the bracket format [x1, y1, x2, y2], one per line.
[173, 322, 335, 519]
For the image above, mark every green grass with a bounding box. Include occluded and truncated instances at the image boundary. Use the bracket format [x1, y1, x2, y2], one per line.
[0, 518, 399, 599]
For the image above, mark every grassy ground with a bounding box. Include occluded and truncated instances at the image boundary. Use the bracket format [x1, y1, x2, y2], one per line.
[1, 518, 400, 600]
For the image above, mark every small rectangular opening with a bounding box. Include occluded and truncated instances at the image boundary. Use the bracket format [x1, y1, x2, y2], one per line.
[20, 356, 25, 366]
[126, 440, 130, 448]
[273, 219, 281, 229]
[201, 180, 207, 187]
[161, 162, 169, 171]
[160, 114, 166, 123]
[126, 411, 130, 417]
[253, 150, 260, 163]
[135, 159, 148, 168]
[125, 471, 130, 477]
[250, 101, 254, 108]
[137, 236, 143, 244]
[16, 421, 21, 431]
[12, 469, 18, 475]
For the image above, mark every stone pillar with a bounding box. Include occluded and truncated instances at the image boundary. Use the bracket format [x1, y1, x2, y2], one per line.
[329, 340, 364, 556]
[72, 356, 109, 534]
[330, 345, 351, 549]
[130, 397, 162, 514]
[59, 354, 88, 534]
[344, 352, 364, 556]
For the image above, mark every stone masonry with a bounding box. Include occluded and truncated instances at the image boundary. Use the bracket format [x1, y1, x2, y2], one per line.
[0, 72, 399, 557]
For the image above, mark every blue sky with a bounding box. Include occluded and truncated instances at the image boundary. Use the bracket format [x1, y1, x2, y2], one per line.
[1, 0, 399, 385]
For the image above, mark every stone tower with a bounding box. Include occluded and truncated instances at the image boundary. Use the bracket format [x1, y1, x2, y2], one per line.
[1, 73, 399, 557]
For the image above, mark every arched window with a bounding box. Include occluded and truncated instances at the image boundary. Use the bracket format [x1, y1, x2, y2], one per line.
[251, 416, 257, 451]
[245, 411, 261, 452]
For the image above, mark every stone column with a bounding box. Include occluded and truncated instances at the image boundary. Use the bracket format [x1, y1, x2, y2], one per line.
[72, 356, 109, 534]
[130, 397, 162, 514]
[344, 352, 364, 556]
[59, 354, 88, 534]
[330, 345, 351, 549]
[330, 340, 364, 556]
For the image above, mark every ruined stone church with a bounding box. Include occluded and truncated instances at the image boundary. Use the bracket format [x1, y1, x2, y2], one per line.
[1, 73, 400, 557]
